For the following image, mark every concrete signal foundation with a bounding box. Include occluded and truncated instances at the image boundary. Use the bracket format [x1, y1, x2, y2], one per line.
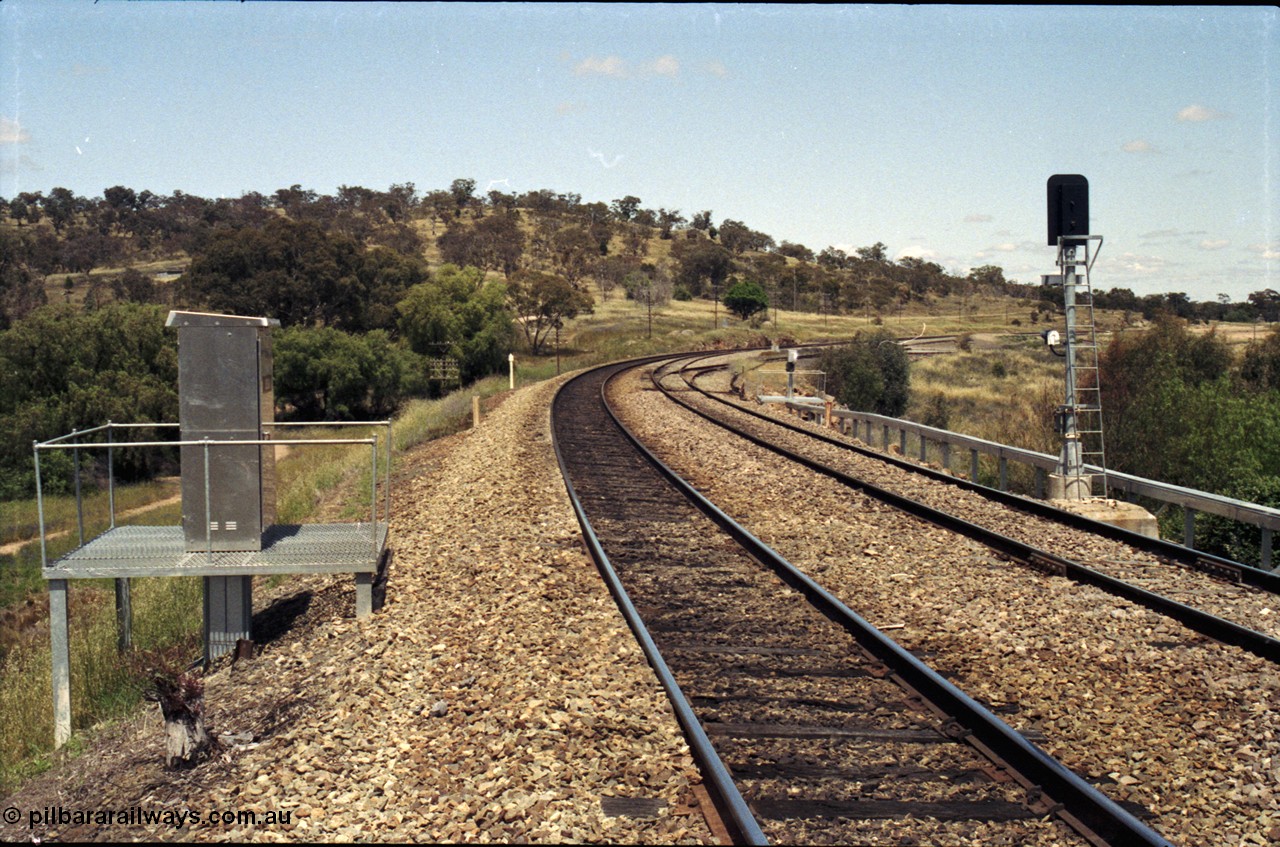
[1049, 497, 1160, 539]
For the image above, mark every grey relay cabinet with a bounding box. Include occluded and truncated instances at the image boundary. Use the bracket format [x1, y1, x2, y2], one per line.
[36, 311, 391, 747]
[169, 310, 277, 552]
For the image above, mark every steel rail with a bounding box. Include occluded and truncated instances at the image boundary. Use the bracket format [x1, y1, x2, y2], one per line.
[695, 357, 1280, 596]
[550, 357, 769, 846]
[623, 359, 1170, 847]
[656, 357, 1280, 665]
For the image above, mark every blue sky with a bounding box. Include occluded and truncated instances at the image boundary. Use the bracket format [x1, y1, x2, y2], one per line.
[1, 3, 1275, 302]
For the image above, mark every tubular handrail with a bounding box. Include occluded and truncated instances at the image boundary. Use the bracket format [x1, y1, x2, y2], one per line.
[32, 422, 392, 570]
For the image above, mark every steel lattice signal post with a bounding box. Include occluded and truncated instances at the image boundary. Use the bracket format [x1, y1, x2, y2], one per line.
[1046, 175, 1107, 500]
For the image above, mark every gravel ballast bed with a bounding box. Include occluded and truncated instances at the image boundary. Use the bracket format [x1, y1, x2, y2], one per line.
[0, 375, 715, 844]
[691, 358, 1280, 642]
[614, 364, 1280, 847]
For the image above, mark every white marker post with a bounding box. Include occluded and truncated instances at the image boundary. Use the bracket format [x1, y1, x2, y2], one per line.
[508, 353, 515, 390]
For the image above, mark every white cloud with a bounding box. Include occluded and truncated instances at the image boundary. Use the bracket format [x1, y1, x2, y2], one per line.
[1111, 252, 1171, 276]
[895, 245, 939, 261]
[1247, 243, 1280, 260]
[647, 55, 679, 77]
[705, 60, 728, 78]
[587, 148, 624, 169]
[0, 118, 30, 144]
[1176, 104, 1229, 122]
[574, 54, 687, 80]
[964, 213, 993, 223]
[575, 55, 627, 77]
[990, 243, 1019, 252]
[1198, 239, 1230, 251]
[1122, 139, 1157, 154]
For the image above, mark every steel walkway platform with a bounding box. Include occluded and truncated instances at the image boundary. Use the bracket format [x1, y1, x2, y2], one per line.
[43, 523, 387, 579]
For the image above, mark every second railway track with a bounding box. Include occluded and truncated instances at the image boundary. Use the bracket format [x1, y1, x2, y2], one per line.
[671, 352, 1280, 652]
[600, 351, 1280, 847]
[552, 356, 1169, 846]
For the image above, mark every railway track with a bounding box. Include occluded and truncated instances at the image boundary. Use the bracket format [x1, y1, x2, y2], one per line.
[552, 357, 1169, 846]
[665, 353, 1280, 661]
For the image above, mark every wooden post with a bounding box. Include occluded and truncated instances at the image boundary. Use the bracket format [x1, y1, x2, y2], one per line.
[472, 395, 481, 428]
[148, 671, 211, 768]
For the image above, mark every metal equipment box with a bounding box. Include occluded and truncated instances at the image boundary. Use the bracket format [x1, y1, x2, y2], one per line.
[165, 311, 279, 552]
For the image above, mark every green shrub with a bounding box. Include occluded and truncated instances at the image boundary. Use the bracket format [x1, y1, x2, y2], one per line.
[818, 331, 910, 416]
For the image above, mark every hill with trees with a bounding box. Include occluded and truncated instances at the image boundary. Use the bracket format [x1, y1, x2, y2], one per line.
[3, 177, 1280, 510]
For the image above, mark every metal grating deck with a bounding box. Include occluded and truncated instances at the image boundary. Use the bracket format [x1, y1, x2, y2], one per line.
[43, 524, 387, 579]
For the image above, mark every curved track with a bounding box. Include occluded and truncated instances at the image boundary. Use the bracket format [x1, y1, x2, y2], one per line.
[552, 356, 1169, 846]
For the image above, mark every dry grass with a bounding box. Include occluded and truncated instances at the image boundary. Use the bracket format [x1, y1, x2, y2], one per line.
[0, 477, 180, 548]
[0, 573, 201, 794]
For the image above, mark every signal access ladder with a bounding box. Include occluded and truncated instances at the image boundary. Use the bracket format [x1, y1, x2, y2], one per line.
[1059, 235, 1108, 492]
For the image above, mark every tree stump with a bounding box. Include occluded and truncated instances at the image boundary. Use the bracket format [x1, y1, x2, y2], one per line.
[146, 671, 212, 768]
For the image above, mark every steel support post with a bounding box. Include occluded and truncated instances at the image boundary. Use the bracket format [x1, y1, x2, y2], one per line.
[74, 447, 84, 546]
[1184, 508, 1197, 548]
[1263, 528, 1274, 572]
[107, 422, 115, 528]
[999, 457, 1009, 491]
[50, 579, 71, 747]
[970, 449, 980, 483]
[204, 576, 252, 662]
[1057, 245, 1085, 495]
[355, 572, 373, 618]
